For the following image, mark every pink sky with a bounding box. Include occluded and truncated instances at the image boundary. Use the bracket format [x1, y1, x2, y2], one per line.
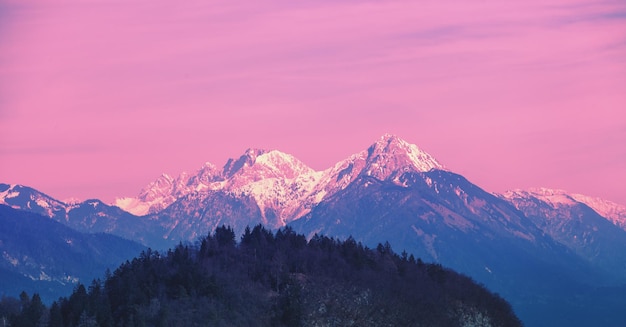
[1, 0, 625, 205]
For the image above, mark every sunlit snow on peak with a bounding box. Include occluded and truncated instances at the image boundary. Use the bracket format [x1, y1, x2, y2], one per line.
[114, 134, 447, 217]
[368, 134, 445, 173]
[501, 188, 626, 232]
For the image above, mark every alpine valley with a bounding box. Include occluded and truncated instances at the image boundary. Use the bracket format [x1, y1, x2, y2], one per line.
[2, 134, 625, 327]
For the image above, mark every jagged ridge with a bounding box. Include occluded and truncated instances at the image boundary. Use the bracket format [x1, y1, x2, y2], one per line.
[115, 134, 446, 220]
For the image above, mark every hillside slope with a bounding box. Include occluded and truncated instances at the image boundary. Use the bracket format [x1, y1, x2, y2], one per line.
[0, 205, 145, 303]
[44, 226, 521, 327]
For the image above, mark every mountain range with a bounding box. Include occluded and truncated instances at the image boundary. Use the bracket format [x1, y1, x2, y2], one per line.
[2, 134, 626, 326]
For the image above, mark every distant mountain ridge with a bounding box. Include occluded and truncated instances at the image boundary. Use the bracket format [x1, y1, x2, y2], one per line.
[500, 188, 626, 281]
[502, 188, 626, 231]
[0, 183, 166, 247]
[0, 204, 145, 303]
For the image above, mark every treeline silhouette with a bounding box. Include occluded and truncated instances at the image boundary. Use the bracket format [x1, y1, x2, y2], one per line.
[1, 225, 522, 326]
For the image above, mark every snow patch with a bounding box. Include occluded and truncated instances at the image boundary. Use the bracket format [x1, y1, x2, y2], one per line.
[115, 197, 152, 216]
[36, 198, 50, 208]
[411, 225, 438, 260]
[502, 188, 576, 207]
[39, 271, 51, 281]
[5, 191, 19, 199]
[237, 170, 325, 226]
[422, 200, 474, 231]
[64, 275, 80, 284]
[63, 197, 82, 205]
[512, 230, 535, 242]
[3, 252, 19, 266]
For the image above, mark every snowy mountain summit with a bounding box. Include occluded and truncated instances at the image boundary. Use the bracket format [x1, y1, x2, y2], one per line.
[115, 134, 445, 217]
[362, 133, 445, 178]
[502, 188, 626, 232]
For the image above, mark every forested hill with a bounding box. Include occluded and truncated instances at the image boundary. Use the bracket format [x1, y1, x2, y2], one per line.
[6, 225, 522, 327]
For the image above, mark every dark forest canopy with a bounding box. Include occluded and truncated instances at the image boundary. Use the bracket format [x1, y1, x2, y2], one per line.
[1, 225, 522, 327]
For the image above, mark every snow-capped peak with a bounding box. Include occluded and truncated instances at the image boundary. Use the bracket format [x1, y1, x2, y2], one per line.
[366, 134, 445, 173]
[136, 173, 176, 202]
[255, 150, 315, 178]
[222, 148, 268, 178]
[222, 148, 314, 179]
[224, 149, 315, 189]
[115, 171, 193, 216]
